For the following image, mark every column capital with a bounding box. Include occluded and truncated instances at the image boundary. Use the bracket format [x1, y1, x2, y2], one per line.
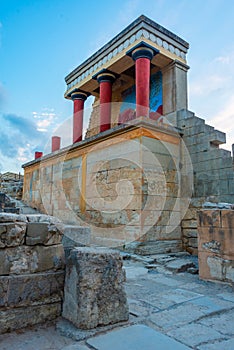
[69, 89, 90, 101]
[92, 68, 118, 84]
[126, 41, 159, 61]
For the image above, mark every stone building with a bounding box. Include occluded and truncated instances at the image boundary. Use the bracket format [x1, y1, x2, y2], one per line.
[22, 15, 234, 255]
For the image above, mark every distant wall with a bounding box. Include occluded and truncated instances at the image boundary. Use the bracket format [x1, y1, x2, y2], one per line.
[0, 213, 65, 334]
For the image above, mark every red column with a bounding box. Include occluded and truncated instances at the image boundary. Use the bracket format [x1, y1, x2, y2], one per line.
[93, 69, 117, 132]
[99, 80, 112, 132]
[126, 42, 158, 118]
[51, 136, 61, 152]
[71, 91, 89, 143]
[135, 57, 151, 117]
[35, 151, 43, 159]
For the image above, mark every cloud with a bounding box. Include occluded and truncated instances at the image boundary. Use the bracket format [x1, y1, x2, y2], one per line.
[32, 107, 57, 132]
[209, 94, 234, 151]
[0, 112, 52, 172]
[190, 49, 234, 97]
[190, 74, 228, 96]
[189, 48, 234, 151]
[3, 113, 39, 137]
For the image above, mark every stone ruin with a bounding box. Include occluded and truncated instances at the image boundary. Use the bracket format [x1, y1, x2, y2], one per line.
[0, 172, 23, 200]
[1, 15, 234, 335]
[21, 15, 233, 257]
[0, 213, 129, 334]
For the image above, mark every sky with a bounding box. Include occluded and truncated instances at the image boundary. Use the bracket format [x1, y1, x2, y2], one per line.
[0, 0, 234, 173]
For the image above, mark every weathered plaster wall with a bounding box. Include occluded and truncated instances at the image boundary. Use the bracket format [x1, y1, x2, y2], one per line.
[198, 209, 234, 284]
[0, 213, 65, 334]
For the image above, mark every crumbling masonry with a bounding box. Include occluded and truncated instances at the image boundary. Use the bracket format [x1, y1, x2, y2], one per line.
[22, 15, 234, 256]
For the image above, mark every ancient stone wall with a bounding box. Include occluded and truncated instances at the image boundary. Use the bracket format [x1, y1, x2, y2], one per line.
[197, 209, 234, 284]
[0, 213, 65, 334]
[23, 124, 186, 254]
[178, 110, 234, 254]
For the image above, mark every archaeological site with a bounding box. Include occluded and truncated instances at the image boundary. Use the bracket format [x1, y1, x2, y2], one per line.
[0, 15, 233, 350]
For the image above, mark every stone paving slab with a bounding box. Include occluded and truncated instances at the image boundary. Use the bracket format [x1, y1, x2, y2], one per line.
[138, 288, 202, 310]
[61, 344, 89, 350]
[86, 324, 191, 350]
[128, 298, 158, 317]
[217, 292, 234, 303]
[197, 338, 234, 350]
[190, 296, 233, 314]
[124, 266, 148, 279]
[167, 323, 226, 348]
[198, 309, 234, 336]
[146, 272, 184, 287]
[150, 302, 206, 331]
[149, 296, 233, 332]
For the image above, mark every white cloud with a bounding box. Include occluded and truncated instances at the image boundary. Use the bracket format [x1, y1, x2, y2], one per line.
[190, 74, 228, 96]
[32, 107, 57, 132]
[190, 49, 234, 98]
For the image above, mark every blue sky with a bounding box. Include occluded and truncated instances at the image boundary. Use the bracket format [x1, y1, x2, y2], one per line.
[0, 0, 234, 173]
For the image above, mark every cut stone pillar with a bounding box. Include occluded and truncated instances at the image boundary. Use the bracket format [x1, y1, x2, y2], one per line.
[162, 60, 189, 125]
[62, 247, 129, 329]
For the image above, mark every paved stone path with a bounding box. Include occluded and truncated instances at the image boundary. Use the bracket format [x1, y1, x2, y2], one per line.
[0, 254, 233, 350]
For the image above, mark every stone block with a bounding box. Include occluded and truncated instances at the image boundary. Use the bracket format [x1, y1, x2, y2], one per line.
[26, 222, 63, 246]
[125, 239, 182, 255]
[198, 225, 233, 258]
[198, 210, 221, 227]
[221, 210, 234, 229]
[0, 244, 65, 275]
[0, 303, 61, 334]
[181, 220, 197, 229]
[62, 225, 91, 252]
[0, 271, 64, 307]
[0, 213, 27, 223]
[182, 228, 197, 238]
[62, 247, 129, 329]
[0, 222, 26, 248]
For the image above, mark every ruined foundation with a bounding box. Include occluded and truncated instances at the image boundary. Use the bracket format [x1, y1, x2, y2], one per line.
[0, 213, 65, 334]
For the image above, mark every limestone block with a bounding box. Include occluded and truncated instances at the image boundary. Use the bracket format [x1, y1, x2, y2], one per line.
[0, 213, 27, 223]
[198, 210, 221, 227]
[0, 244, 65, 275]
[124, 240, 182, 255]
[181, 220, 197, 229]
[183, 208, 198, 220]
[182, 228, 197, 238]
[0, 303, 61, 334]
[221, 210, 234, 229]
[62, 225, 91, 247]
[0, 222, 26, 248]
[26, 222, 63, 246]
[198, 226, 233, 257]
[62, 247, 129, 329]
[0, 271, 64, 307]
[26, 214, 63, 225]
